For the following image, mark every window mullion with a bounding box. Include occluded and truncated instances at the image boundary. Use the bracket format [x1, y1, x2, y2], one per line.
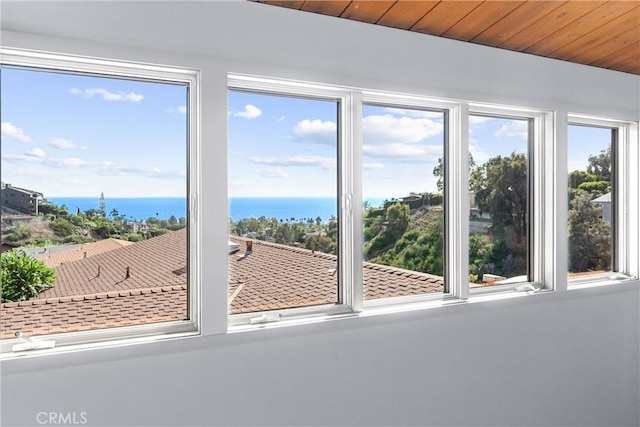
[339, 91, 363, 312]
[446, 103, 470, 300]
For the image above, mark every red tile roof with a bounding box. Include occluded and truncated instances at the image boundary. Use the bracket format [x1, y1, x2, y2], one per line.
[1, 230, 444, 339]
[36, 238, 134, 268]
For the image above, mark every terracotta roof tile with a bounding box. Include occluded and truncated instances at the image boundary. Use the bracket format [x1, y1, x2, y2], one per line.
[36, 238, 134, 268]
[1, 230, 444, 339]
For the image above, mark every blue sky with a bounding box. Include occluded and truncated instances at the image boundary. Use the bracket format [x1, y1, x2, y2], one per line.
[1, 68, 187, 197]
[568, 124, 611, 173]
[2, 69, 610, 200]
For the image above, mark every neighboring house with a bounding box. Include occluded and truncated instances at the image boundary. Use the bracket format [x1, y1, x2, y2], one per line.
[126, 221, 149, 233]
[0, 182, 46, 215]
[0, 229, 444, 338]
[591, 192, 611, 224]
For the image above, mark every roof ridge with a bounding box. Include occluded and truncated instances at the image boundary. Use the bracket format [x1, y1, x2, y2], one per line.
[363, 260, 442, 280]
[1, 284, 187, 307]
[231, 236, 337, 260]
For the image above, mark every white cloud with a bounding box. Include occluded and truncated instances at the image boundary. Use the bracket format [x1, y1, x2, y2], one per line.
[234, 104, 262, 119]
[25, 148, 46, 158]
[363, 163, 385, 171]
[248, 155, 335, 169]
[259, 169, 288, 178]
[1, 122, 31, 143]
[70, 87, 143, 102]
[2, 153, 183, 179]
[382, 107, 443, 119]
[50, 137, 77, 149]
[363, 143, 442, 162]
[568, 159, 588, 172]
[96, 161, 185, 178]
[2, 153, 87, 168]
[469, 138, 491, 164]
[167, 106, 187, 115]
[276, 115, 286, 122]
[494, 120, 528, 139]
[293, 119, 337, 145]
[363, 114, 443, 145]
[469, 116, 494, 125]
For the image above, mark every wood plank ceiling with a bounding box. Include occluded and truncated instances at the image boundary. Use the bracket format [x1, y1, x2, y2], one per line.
[255, 1, 640, 75]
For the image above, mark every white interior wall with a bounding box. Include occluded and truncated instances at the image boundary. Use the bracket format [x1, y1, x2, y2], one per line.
[1, 2, 639, 426]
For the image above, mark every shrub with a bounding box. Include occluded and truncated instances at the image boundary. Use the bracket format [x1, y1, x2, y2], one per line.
[50, 218, 74, 237]
[6, 223, 31, 243]
[1, 250, 55, 302]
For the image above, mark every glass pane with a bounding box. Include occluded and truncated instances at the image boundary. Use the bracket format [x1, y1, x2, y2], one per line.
[468, 115, 529, 288]
[567, 124, 613, 276]
[1, 67, 188, 339]
[227, 90, 339, 314]
[362, 105, 445, 300]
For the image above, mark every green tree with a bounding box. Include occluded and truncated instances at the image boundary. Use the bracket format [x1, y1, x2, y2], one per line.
[586, 147, 611, 182]
[568, 190, 611, 272]
[568, 170, 597, 190]
[364, 202, 409, 259]
[471, 152, 528, 243]
[1, 250, 55, 302]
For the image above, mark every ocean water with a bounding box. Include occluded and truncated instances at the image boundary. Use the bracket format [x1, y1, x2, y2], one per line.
[48, 197, 388, 222]
[48, 197, 187, 221]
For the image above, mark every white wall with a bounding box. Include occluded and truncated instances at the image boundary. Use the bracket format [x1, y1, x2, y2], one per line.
[1, 2, 639, 426]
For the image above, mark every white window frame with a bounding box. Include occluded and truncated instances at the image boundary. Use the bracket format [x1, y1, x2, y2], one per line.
[360, 90, 468, 306]
[466, 104, 552, 296]
[566, 114, 640, 288]
[227, 74, 358, 326]
[0, 48, 201, 354]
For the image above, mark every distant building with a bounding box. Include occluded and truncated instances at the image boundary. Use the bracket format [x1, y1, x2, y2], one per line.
[126, 220, 149, 233]
[591, 192, 611, 224]
[0, 182, 46, 215]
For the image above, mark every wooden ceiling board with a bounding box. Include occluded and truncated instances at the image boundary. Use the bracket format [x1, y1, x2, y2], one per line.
[525, 1, 638, 56]
[376, 1, 439, 30]
[497, 1, 606, 51]
[300, 0, 351, 16]
[411, 1, 483, 36]
[442, 1, 525, 42]
[551, 6, 640, 60]
[472, 1, 567, 46]
[590, 41, 639, 70]
[340, 1, 396, 24]
[568, 26, 640, 66]
[255, 1, 640, 74]
[257, 0, 304, 8]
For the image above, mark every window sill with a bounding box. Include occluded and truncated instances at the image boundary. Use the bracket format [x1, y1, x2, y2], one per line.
[2, 279, 638, 373]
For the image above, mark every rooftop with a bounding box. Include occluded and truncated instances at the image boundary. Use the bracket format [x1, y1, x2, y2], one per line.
[1, 229, 444, 339]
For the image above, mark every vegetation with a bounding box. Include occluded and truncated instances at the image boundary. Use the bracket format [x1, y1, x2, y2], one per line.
[1, 203, 186, 248]
[229, 148, 611, 281]
[1, 250, 55, 302]
[568, 147, 612, 272]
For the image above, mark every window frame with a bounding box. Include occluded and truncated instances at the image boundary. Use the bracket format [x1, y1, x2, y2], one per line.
[227, 74, 359, 326]
[466, 104, 552, 295]
[360, 90, 467, 306]
[0, 47, 201, 354]
[566, 114, 639, 288]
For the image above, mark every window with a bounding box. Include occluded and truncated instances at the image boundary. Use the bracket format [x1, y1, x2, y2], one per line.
[566, 116, 638, 285]
[567, 124, 614, 277]
[468, 115, 531, 288]
[1, 49, 199, 351]
[362, 104, 445, 302]
[227, 76, 357, 324]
